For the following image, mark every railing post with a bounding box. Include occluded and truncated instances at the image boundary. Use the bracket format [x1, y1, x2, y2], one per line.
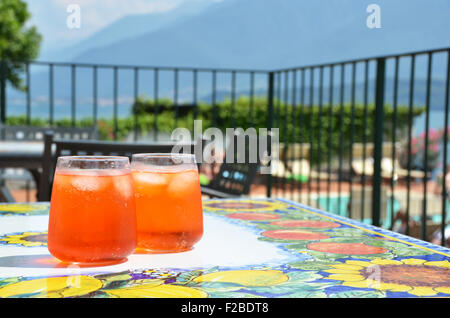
[0, 60, 5, 195]
[0, 60, 6, 128]
[266, 71, 275, 198]
[39, 131, 54, 201]
[372, 58, 386, 227]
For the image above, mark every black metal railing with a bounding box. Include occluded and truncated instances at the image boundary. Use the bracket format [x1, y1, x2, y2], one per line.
[0, 61, 270, 141]
[0, 47, 449, 246]
[268, 47, 450, 246]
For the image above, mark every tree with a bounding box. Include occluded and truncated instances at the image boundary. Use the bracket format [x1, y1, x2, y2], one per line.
[0, 0, 42, 91]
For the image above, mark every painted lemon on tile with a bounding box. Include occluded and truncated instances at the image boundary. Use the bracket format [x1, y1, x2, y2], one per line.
[193, 270, 289, 286]
[0, 204, 48, 215]
[0, 276, 102, 298]
[106, 283, 207, 298]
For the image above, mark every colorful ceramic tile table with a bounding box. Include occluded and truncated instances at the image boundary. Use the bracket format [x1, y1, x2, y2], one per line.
[0, 198, 449, 298]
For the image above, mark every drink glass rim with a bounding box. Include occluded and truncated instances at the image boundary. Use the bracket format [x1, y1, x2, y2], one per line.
[132, 153, 195, 159]
[131, 153, 196, 168]
[58, 155, 129, 162]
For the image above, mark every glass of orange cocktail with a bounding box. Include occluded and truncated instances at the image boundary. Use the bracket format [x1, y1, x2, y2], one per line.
[131, 153, 203, 253]
[48, 156, 137, 264]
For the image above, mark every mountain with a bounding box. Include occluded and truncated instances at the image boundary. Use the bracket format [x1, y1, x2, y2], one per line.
[6, 0, 450, 120]
[71, 0, 450, 69]
[39, 0, 214, 61]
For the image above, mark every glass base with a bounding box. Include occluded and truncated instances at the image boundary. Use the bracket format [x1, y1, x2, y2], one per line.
[134, 246, 193, 254]
[51, 257, 128, 268]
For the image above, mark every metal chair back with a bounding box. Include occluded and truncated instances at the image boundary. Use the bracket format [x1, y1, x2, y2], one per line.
[0, 125, 97, 141]
[200, 132, 269, 198]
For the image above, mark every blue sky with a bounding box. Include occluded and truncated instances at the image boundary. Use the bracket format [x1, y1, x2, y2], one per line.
[24, 0, 219, 54]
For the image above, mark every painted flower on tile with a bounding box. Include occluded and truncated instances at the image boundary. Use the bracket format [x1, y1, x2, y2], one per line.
[140, 269, 180, 281]
[0, 232, 48, 247]
[323, 258, 450, 297]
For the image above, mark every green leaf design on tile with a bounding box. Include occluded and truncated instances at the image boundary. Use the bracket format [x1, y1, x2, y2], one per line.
[289, 261, 336, 271]
[247, 280, 331, 298]
[95, 271, 132, 282]
[250, 280, 332, 298]
[239, 285, 296, 295]
[258, 236, 301, 244]
[90, 290, 117, 298]
[285, 270, 322, 283]
[256, 224, 286, 231]
[330, 290, 386, 298]
[208, 291, 265, 298]
[177, 270, 205, 284]
[283, 290, 328, 298]
[283, 214, 323, 222]
[284, 242, 309, 250]
[326, 228, 370, 238]
[190, 281, 244, 293]
[0, 277, 20, 288]
[391, 245, 434, 257]
[95, 271, 133, 290]
[102, 279, 133, 290]
[358, 238, 405, 248]
[358, 238, 434, 257]
[303, 250, 341, 262]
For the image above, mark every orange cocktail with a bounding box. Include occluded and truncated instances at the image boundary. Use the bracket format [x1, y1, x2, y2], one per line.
[48, 156, 137, 264]
[131, 154, 203, 253]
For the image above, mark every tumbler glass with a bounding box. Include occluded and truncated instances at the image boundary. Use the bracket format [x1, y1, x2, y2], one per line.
[131, 153, 203, 253]
[48, 156, 137, 264]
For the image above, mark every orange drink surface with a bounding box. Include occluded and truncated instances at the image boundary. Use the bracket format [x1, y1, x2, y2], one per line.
[48, 168, 137, 264]
[132, 167, 203, 253]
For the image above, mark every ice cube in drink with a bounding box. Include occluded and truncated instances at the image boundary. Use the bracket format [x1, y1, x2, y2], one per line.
[131, 168, 203, 253]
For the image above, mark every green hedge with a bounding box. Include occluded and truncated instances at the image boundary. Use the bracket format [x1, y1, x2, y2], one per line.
[131, 96, 425, 162]
[6, 96, 425, 163]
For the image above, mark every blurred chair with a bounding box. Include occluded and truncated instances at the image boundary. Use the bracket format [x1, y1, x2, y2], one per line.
[272, 142, 337, 182]
[0, 182, 14, 202]
[0, 125, 97, 141]
[0, 125, 98, 202]
[200, 162, 259, 198]
[351, 142, 425, 180]
[200, 131, 270, 198]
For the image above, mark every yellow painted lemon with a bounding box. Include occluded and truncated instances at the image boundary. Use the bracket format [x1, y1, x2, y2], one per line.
[193, 270, 288, 287]
[0, 276, 102, 298]
[105, 283, 207, 298]
[0, 204, 43, 213]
